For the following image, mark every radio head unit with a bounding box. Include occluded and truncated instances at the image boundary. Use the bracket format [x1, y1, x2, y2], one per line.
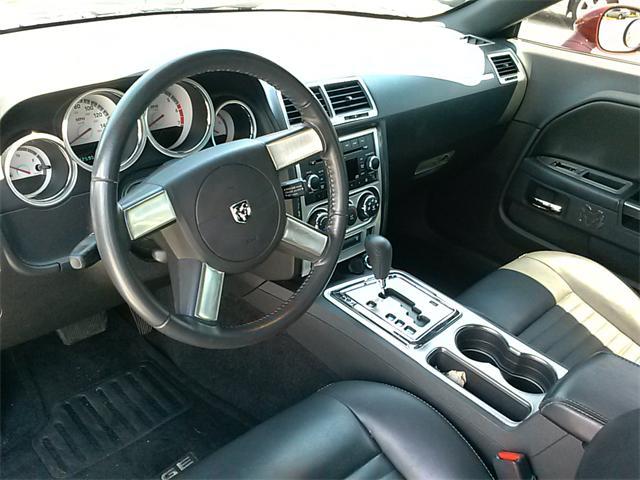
[297, 128, 383, 275]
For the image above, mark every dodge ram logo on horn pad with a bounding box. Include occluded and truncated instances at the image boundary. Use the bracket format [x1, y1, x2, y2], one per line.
[230, 199, 252, 224]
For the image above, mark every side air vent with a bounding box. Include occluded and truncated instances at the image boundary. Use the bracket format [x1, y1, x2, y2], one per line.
[325, 80, 372, 116]
[489, 52, 521, 84]
[282, 86, 331, 125]
[462, 34, 493, 46]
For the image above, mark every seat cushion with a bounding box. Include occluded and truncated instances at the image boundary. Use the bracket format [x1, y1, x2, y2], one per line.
[181, 381, 492, 479]
[459, 251, 640, 368]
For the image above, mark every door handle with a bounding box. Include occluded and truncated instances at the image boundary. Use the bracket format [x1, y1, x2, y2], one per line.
[531, 197, 563, 214]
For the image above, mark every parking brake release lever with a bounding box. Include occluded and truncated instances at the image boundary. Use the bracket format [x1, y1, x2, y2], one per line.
[365, 234, 392, 293]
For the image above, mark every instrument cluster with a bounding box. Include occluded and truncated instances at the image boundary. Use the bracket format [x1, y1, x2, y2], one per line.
[1, 78, 259, 207]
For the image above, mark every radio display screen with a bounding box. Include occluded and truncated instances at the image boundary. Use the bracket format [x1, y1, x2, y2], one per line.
[346, 157, 359, 181]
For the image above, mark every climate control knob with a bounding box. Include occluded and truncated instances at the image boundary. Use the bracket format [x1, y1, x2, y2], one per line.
[366, 155, 380, 171]
[306, 174, 321, 192]
[357, 191, 380, 221]
[308, 209, 329, 231]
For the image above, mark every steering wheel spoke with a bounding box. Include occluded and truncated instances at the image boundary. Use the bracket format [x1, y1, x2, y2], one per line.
[169, 258, 225, 322]
[279, 214, 329, 262]
[262, 124, 324, 171]
[119, 185, 176, 240]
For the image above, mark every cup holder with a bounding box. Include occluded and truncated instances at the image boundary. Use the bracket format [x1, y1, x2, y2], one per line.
[455, 326, 557, 394]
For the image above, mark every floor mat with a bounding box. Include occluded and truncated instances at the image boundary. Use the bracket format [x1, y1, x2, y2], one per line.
[0, 316, 252, 480]
[33, 362, 190, 479]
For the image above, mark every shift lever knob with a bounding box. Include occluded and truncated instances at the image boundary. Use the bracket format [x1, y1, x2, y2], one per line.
[365, 235, 392, 285]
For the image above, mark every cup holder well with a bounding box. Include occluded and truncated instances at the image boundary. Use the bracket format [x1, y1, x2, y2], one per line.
[455, 325, 557, 394]
[427, 349, 532, 422]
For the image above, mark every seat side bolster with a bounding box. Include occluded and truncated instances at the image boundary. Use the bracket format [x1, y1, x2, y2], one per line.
[520, 251, 640, 344]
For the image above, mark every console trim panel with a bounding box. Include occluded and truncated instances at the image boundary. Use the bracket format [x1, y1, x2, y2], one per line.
[325, 270, 568, 426]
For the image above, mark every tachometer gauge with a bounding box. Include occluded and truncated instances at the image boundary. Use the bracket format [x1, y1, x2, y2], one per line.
[2, 133, 77, 207]
[63, 88, 146, 171]
[145, 79, 213, 157]
[213, 100, 257, 145]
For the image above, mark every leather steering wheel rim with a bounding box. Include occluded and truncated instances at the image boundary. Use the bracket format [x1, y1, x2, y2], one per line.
[91, 50, 348, 349]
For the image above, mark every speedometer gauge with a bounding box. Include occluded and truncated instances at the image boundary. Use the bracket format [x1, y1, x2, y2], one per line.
[145, 79, 213, 157]
[2, 133, 77, 207]
[62, 88, 146, 171]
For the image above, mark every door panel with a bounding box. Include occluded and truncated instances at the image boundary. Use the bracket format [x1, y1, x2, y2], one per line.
[502, 44, 640, 284]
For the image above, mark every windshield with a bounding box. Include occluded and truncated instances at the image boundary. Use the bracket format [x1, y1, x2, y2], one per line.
[0, 0, 472, 31]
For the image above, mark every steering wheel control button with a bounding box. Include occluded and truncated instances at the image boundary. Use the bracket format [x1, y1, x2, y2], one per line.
[196, 163, 283, 264]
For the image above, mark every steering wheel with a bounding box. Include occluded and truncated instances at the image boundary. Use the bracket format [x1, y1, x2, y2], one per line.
[91, 50, 348, 349]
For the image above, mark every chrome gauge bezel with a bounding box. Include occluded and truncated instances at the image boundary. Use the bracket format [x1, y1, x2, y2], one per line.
[213, 99, 257, 145]
[62, 88, 147, 172]
[2, 132, 78, 207]
[145, 79, 214, 158]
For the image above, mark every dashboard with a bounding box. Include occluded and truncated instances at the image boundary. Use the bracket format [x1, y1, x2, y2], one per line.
[0, 10, 526, 348]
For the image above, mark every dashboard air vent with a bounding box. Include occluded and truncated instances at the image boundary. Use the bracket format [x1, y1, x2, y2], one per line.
[282, 95, 302, 125]
[462, 34, 492, 46]
[325, 80, 372, 116]
[489, 52, 520, 84]
[282, 86, 331, 125]
[310, 86, 331, 117]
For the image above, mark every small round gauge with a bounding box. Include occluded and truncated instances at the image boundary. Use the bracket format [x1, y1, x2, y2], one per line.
[213, 100, 257, 145]
[63, 88, 146, 171]
[7, 145, 52, 197]
[2, 133, 77, 207]
[145, 79, 213, 157]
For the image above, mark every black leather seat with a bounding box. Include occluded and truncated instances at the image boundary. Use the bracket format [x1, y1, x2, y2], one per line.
[184, 381, 639, 479]
[183, 381, 492, 479]
[458, 251, 640, 368]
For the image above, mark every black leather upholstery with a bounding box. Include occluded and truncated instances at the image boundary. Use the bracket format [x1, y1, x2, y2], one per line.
[576, 409, 640, 480]
[459, 252, 640, 368]
[182, 381, 492, 479]
[540, 352, 640, 442]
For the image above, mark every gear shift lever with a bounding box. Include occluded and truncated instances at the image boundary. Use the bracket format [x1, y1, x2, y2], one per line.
[365, 235, 392, 292]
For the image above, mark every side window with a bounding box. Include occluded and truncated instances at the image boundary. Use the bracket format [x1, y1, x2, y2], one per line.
[519, 0, 640, 63]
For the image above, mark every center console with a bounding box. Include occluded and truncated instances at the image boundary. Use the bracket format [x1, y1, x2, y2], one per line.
[324, 236, 567, 426]
[297, 128, 383, 274]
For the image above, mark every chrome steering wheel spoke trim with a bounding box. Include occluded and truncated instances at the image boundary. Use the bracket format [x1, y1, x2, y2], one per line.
[169, 258, 225, 322]
[279, 214, 329, 262]
[120, 187, 176, 240]
[264, 124, 324, 171]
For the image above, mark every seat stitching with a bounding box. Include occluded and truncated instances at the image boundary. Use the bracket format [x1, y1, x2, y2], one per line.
[543, 399, 607, 425]
[319, 383, 494, 480]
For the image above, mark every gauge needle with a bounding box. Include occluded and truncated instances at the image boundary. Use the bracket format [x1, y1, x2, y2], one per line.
[10, 166, 31, 175]
[70, 127, 92, 145]
[148, 114, 165, 129]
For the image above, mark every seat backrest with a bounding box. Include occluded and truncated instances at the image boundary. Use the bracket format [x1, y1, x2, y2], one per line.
[576, 408, 640, 479]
